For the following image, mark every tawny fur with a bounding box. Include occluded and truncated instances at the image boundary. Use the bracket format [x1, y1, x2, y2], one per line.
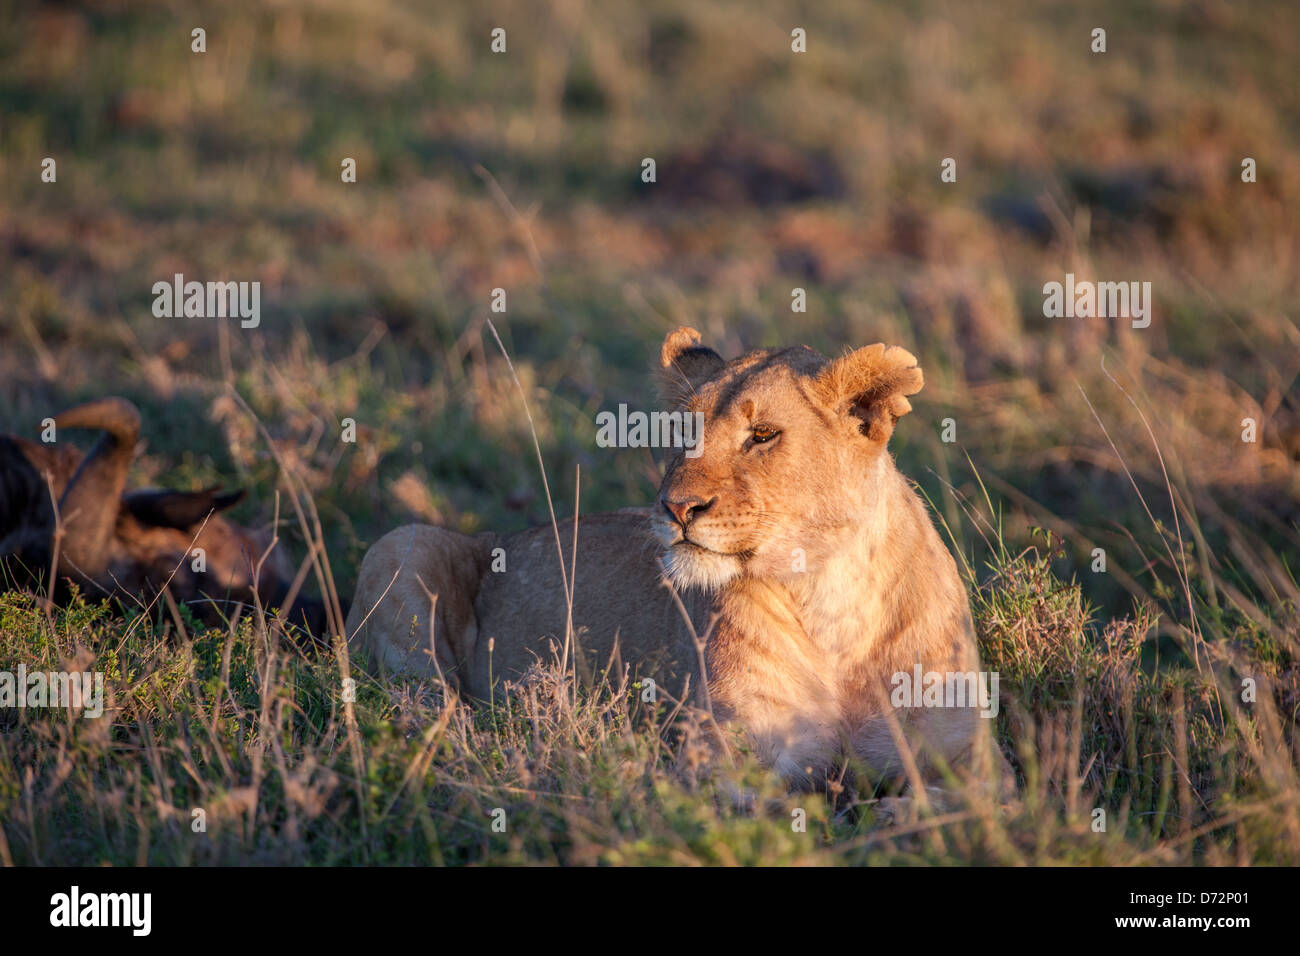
[349, 329, 1001, 790]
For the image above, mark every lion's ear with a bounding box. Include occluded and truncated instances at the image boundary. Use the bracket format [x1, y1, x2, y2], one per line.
[813, 344, 923, 443]
[658, 327, 725, 405]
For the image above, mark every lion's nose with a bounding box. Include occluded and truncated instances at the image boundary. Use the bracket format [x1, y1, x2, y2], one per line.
[661, 495, 716, 529]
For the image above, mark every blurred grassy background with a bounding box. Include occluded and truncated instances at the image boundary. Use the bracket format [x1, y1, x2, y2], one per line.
[4, 0, 1300, 867]
[1, 0, 1297, 639]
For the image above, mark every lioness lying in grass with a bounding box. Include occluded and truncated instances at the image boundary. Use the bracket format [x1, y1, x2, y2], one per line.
[348, 328, 1002, 793]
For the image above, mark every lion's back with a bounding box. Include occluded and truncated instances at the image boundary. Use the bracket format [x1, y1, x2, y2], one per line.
[471, 511, 712, 698]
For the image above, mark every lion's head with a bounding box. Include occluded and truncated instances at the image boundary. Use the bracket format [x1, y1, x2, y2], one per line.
[651, 327, 924, 592]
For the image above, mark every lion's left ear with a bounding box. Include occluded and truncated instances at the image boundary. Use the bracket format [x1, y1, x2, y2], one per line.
[813, 344, 923, 443]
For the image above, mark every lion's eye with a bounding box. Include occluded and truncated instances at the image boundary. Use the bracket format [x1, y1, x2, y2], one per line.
[750, 424, 780, 445]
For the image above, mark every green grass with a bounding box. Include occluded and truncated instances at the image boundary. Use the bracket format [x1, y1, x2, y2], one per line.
[1, 524, 1294, 865]
[0, 0, 1298, 864]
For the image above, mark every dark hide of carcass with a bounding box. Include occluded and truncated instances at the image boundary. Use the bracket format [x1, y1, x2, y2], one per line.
[0, 398, 339, 644]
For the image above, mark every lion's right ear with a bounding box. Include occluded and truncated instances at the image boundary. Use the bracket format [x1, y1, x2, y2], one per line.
[658, 327, 725, 405]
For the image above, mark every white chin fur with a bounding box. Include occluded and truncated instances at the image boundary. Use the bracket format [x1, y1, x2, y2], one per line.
[662, 544, 743, 592]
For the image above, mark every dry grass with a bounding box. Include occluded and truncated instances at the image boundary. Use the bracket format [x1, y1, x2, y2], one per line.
[0, 0, 1297, 864]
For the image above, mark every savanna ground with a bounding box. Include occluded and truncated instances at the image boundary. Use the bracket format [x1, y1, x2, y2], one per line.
[0, 0, 1297, 865]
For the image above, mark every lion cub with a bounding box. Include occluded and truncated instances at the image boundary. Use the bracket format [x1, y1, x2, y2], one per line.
[348, 328, 997, 791]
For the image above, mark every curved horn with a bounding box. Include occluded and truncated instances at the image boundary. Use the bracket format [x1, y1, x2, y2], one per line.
[123, 486, 246, 529]
[54, 397, 141, 579]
